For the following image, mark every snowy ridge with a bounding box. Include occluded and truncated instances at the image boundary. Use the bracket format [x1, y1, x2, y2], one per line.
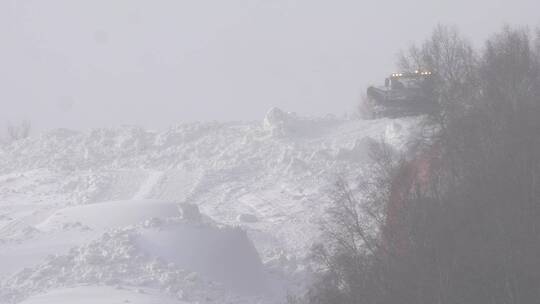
[0, 108, 422, 303]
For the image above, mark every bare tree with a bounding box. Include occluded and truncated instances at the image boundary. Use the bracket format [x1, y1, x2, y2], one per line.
[398, 25, 479, 127]
[299, 25, 540, 304]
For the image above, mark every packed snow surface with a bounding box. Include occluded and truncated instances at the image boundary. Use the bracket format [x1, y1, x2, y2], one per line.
[19, 286, 186, 304]
[0, 108, 421, 303]
[37, 200, 179, 231]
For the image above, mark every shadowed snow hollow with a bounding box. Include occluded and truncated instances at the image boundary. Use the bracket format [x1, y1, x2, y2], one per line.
[136, 223, 266, 293]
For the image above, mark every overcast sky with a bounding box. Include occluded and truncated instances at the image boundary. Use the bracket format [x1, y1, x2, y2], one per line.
[1, 0, 539, 131]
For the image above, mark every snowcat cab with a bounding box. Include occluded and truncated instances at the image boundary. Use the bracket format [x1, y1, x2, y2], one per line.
[366, 70, 437, 118]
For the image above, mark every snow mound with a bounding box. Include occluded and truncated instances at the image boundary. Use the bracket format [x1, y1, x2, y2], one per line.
[1, 224, 271, 304]
[1, 200, 179, 280]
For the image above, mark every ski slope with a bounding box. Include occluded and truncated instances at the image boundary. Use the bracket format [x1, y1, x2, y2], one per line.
[0, 108, 421, 303]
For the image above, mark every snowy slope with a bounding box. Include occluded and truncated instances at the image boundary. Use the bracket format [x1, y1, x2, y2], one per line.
[0, 108, 421, 303]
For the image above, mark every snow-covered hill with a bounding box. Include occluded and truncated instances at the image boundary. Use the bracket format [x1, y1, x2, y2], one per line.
[0, 108, 421, 303]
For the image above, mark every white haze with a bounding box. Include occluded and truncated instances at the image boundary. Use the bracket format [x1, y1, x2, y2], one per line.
[1, 0, 538, 131]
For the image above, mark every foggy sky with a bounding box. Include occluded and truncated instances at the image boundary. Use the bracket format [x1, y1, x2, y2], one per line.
[2, 0, 539, 131]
